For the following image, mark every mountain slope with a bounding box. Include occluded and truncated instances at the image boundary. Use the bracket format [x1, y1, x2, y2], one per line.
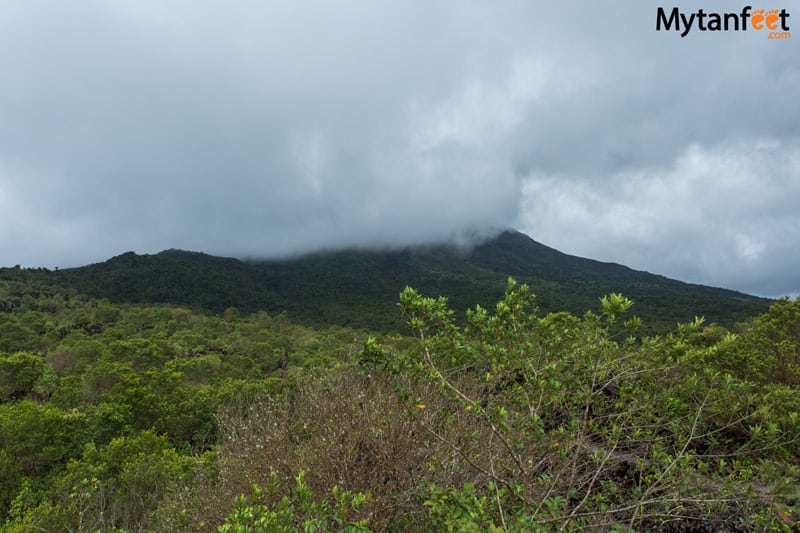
[0, 230, 771, 332]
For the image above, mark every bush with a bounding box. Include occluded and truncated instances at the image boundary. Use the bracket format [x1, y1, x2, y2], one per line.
[218, 472, 370, 532]
[360, 279, 798, 530]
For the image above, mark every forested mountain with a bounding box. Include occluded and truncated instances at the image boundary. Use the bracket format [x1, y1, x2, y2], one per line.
[0, 229, 771, 333]
[0, 235, 796, 530]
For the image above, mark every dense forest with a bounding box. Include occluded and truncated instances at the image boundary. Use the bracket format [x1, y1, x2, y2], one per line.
[0, 276, 798, 531]
[0, 230, 772, 334]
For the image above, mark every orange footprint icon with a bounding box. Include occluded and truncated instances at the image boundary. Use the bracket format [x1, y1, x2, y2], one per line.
[751, 9, 765, 30]
[765, 9, 780, 29]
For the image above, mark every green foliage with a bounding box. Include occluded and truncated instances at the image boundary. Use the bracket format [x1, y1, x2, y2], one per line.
[361, 279, 799, 530]
[0, 400, 78, 517]
[425, 483, 504, 532]
[0, 278, 366, 529]
[711, 296, 800, 386]
[218, 472, 370, 533]
[0, 274, 795, 531]
[0, 316, 37, 353]
[7, 431, 196, 532]
[0, 351, 50, 400]
[0, 400, 74, 476]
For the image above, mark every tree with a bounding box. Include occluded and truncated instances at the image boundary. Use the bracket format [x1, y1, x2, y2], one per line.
[0, 401, 77, 518]
[11, 431, 195, 532]
[712, 297, 800, 386]
[0, 352, 47, 400]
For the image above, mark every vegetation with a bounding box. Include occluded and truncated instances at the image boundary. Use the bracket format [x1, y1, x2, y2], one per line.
[0, 230, 772, 334]
[0, 275, 797, 531]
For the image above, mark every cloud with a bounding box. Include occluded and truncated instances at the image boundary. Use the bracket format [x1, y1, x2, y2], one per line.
[0, 0, 798, 297]
[517, 140, 800, 298]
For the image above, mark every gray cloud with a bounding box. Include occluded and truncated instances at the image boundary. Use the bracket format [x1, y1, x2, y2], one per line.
[0, 0, 798, 297]
[518, 140, 800, 298]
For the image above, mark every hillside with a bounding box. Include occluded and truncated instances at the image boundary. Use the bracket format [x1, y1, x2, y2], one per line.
[0, 229, 771, 332]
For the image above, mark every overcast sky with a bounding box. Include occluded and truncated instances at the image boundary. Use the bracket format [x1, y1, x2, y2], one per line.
[1, 0, 798, 298]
